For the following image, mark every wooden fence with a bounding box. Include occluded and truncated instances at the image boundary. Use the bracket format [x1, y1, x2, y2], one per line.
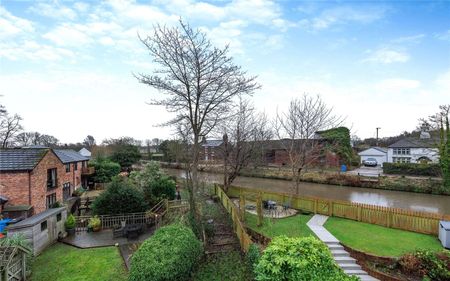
[227, 185, 450, 236]
[74, 198, 174, 232]
[214, 185, 252, 252]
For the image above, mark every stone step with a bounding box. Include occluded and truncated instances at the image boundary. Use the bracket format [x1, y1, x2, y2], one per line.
[358, 274, 379, 281]
[327, 244, 344, 250]
[334, 256, 357, 264]
[338, 263, 361, 270]
[331, 249, 349, 257]
[344, 269, 369, 275]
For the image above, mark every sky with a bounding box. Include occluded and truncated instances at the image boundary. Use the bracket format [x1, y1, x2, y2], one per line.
[0, 0, 449, 144]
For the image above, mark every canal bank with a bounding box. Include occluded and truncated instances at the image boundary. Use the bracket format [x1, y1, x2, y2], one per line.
[165, 168, 450, 215]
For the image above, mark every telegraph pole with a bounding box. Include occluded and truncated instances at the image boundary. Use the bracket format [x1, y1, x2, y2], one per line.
[376, 127, 381, 146]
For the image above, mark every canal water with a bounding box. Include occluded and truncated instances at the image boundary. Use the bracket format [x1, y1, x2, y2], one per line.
[165, 169, 450, 215]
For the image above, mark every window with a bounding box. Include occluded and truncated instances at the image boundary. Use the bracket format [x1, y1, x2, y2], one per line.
[41, 220, 47, 231]
[65, 163, 71, 173]
[393, 157, 411, 163]
[47, 168, 57, 189]
[57, 213, 61, 222]
[74, 162, 78, 171]
[46, 193, 57, 209]
[393, 148, 410, 155]
[63, 183, 71, 201]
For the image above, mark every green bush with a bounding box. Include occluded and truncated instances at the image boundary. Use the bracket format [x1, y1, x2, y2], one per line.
[92, 178, 148, 215]
[254, 236, 357, 281]
[92, 159, 121, 183]
[110, 145, 141, 168]
[65, 214, 76, 229]
[129, 224, 203, 281]
[247, 243, 261, 270]
[383, 163, 441, 177]
[130, 162, 176, 206]
[398, 250, 450, 281]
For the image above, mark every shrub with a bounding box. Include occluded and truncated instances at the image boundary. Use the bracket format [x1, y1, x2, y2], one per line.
[91, 178, 148, 215]
[383, 163, 441, 177]
[65, 214, 76, 229]
[92, 159, 121, 183]
[247, 243, 261, 270]
[128, 224, 203, 281]
[254, 236, 357, 281]
[130, 162, 176, 206]
[110, 145, 141, 168]
[398, 250, 450, 281]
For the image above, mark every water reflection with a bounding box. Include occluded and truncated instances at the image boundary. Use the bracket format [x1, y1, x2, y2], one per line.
[166, 169, 450, 215]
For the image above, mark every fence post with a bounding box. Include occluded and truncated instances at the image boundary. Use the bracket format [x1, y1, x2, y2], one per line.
[314, 199, 318, 214]
[257, 193, 263, 227]
[357, 205, 362, 221]
[329, 200, 332, 216]
[239, 194, 245, 222]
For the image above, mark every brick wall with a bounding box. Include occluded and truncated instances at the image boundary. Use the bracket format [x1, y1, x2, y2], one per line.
[1, 150, 84, 215]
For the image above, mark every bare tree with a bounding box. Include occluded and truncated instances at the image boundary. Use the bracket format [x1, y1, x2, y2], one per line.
[83, 135, 96, 147]
[0, 112, 23, 148]
[275, 94, 342, 194]
[15, 132, 33, 146]
[40, 134, 59, 147]
[221, 99, 272, 191]
[136, 20, 260, 217]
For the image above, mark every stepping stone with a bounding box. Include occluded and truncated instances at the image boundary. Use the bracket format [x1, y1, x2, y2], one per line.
[334, 256, 357, 264]
[331, 249, 350, 257]
[358, 275, 379, 281]
[344, 269, 369, 275]
[339, 264, 361, 270]
[327, 244, 344, 250]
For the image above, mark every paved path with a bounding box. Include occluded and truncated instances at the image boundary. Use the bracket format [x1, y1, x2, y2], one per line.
[307, 215, 378, 281]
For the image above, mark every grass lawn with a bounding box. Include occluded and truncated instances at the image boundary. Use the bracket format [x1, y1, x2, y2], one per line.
[325, 217, 444, 257]
[32, 243, 128, 281]
[192, 251, 253, 281]
[244, 213, 315, 238]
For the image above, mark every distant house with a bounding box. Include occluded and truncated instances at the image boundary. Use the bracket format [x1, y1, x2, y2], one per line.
[387, 132, 439, 164]
[358, 147, 387, 167]
[200, 139, 224, 161]
[0, 147, 89, 218]
[78, 147, 91, 159]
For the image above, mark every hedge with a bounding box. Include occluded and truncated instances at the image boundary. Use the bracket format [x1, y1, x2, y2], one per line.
[129, 224, 203, 281]
[383, 163, 441, 177]
[254, 236, 357, 281]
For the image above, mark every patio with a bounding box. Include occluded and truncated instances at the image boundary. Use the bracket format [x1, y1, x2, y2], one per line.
[62, 226, 156, 248]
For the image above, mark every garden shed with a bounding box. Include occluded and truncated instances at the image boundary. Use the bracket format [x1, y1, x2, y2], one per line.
[6, 207, 67, 255]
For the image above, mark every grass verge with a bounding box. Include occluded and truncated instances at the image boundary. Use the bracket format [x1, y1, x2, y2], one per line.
[324, 217, 444, 257]
[244, 213, 315, 238]
[32, 243, 128, 281]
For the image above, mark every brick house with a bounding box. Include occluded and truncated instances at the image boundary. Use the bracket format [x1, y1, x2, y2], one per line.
[199, 139, 225, 162]
[0, 147, 89, 218]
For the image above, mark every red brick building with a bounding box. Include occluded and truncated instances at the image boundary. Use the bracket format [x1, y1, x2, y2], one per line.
[0, 147, 89, 217]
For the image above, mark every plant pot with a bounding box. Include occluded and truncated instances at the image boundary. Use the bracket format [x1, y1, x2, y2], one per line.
[66, 228, 75, 236]
[92, 225, 101, 232]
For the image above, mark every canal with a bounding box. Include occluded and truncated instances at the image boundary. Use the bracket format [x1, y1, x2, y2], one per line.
[165, 169, 450, 215]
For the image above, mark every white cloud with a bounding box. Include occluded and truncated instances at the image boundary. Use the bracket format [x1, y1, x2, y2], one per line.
[300, 5, 388, 31]
[435, 69, 450, 91]
[363, 47, 410, 64]
[392, 34, 425, 44]
[0, 7, 34, 39]
[28, 2, 77, 21]
[0, 41, 75, 61]
[43, 24, 92, 47]
[376, 79, 421, 92]
[435, 29, 450, 42]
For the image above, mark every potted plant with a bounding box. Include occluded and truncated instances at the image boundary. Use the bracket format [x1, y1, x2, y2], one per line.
[65, 214, 76, 236]
[88, 216, 101, 232]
